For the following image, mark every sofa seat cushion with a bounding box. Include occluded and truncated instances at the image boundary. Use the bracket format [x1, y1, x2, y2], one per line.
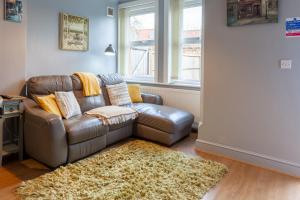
[133, 103, 194, 134]
[109, 119, 134, 131]
[64, 115, 108, 145]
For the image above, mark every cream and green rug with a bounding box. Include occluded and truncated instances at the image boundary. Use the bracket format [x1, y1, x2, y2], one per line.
[16, 140, 228, 200]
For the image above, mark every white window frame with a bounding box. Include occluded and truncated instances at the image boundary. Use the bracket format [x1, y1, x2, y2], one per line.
[118, 0, 159, 83]
[118, 0, 203, 89]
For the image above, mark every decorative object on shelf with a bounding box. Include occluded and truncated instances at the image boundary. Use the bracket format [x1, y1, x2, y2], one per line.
[4, 0, 23, 23]
[59, 13, 89, 51]
[0, 97, 2, 111]
[107, 7, 114, 17]
[104, 44, 116, 56]
[0, 95, 25, 166]
[227, 0, 278, 27]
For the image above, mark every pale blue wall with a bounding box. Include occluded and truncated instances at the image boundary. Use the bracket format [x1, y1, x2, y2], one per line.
[26, 0, 118, 78]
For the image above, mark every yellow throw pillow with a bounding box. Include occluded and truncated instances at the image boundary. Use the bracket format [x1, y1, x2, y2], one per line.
[127, 84, 143, 103]
[36, 94, 62, 117]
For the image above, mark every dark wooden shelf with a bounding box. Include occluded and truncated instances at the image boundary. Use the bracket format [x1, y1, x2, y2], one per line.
[2, 144, 19, 157]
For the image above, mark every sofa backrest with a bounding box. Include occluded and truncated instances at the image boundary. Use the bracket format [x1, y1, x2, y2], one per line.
[98, 73, 124, 105]
[27, 75, 73, 99]
[26, 75, 106, 113]
[71, 75, 105, 112]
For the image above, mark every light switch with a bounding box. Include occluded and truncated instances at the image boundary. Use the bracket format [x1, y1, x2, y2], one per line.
[281, 60, 292, 70]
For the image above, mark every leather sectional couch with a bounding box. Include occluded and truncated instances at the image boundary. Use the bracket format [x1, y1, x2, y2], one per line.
[23, 74, 194, 168]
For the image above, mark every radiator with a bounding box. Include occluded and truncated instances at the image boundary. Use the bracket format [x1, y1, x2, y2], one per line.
[141, 86, 201, 123]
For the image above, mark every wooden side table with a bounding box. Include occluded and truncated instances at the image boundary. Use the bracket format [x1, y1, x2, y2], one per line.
[0, 97, 24, 167]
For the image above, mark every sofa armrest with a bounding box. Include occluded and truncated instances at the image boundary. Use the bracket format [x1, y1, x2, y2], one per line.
[141, 93, 163, 105]
[23, 99, 68, 168]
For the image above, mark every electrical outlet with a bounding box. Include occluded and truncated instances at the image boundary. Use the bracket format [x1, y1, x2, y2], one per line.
[281, 60, 292, 70]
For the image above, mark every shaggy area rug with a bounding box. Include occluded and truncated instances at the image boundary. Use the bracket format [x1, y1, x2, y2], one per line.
[16, 140, 228, 200]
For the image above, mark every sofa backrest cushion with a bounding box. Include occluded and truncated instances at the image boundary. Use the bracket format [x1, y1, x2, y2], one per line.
[27, 75, 106, 113]
[71, 75, 105, 113]
[99, 73, 124, 86]
[98, 73, 124, 105]
[27, 76, 73, 99]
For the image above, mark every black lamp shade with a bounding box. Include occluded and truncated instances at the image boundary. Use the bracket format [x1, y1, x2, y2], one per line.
[104, 44, 116, 56]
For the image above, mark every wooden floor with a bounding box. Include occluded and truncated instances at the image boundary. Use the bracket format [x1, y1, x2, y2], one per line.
[1, 133, 300, 200]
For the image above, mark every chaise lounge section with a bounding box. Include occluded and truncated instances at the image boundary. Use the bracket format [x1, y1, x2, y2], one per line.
[23, 74, 194, 168]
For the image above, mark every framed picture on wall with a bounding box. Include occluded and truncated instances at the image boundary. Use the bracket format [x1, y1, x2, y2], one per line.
[4, 0, 23, 23]
[59, 13, 89, 51]
[227, 0, 279, 27]
[107, 7, 114, 17]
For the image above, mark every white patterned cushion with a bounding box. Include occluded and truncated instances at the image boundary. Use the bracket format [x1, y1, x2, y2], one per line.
[106, 82, 132, 106]
[55, 91, 82, 119]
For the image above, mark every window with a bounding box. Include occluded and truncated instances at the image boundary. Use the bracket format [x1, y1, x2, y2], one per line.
[181, 5, 202, 82]
[118, 0, 202, 87]
[128, 13, 155, 80]
[170, 0, 202, 85]
[118, 1, 158, 82]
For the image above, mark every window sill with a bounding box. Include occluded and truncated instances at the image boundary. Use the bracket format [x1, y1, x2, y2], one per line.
[126, 80, 201, 91]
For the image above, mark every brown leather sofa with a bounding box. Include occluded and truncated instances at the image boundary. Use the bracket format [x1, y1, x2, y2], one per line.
[23, 74, 194, 168]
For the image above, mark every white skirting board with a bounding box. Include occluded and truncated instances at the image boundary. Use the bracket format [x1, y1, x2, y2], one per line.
[196, 139, 300, 177]
[140, 86, 201, 123]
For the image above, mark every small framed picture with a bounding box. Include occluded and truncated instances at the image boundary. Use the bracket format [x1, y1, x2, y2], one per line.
[227, 0, 278, 27]
[107, 7, 114, 17]
[4, 0, 23, 23]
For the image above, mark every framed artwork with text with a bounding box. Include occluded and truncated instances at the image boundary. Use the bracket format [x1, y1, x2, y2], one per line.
[59, 13, 89, 51]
